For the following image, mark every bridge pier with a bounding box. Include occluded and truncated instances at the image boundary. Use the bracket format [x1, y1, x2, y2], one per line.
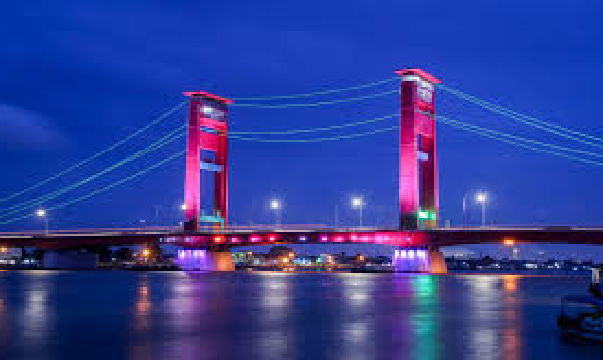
[42, 250, 99, 269]
[176, 249, 234, 272]
[393, 246, 447, 274]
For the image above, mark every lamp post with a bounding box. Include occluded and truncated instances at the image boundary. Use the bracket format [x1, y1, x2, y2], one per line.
[475, 191, 487, 227]
[35, 209, 48, 235]
[351, 196, 364, 228]
[462, 193, 469, 227]
[270, 199, 281, 228]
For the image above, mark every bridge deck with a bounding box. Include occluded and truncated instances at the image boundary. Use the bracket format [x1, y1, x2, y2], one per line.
[1, 227, 603, 249]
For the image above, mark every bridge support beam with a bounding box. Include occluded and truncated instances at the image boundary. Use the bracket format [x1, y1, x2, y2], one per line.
[42, 250, 99, 269]
[393, 246, 447, 274]
[176, 249, 234, 272]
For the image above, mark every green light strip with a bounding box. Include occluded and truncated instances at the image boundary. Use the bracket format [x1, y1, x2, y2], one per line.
[439, 117, 603, 166]
[438, 115, 603, 159]
[0, 101, 187, 203]
[439, 85, 603, 149]
[229, 125, 398, 143]
[232, 89, 398, 109]
[0, 125, 186, 218]
[230, 113, 398, 135]
[0, 150, 186, 225]
[231, 77, 399, 101]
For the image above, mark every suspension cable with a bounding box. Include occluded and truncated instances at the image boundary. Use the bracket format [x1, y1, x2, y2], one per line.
[229, 126, 398, 143]
[0, 150, 186, 225]
[0, 101, 187, 203]
[230, 113, 398, 135]
[232, 89, 398, 109]
[438, 84, 603, 149]
[438, 115, 603, 159]
[439, 116, 603, 167]
[230, 77, 399, 101]
[0, 126, 186, 218]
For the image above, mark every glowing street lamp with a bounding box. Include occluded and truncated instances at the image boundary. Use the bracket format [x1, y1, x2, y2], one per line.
[180, 203, 187, 211]
[270, 199, 281, 228]
[35, 209, 48, 234]
[475, 191, 487, 227]
[351, 196, 364, 227]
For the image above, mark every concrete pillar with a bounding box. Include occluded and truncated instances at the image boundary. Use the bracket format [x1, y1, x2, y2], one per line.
[43, 250, 99, 269]
[428, 247, 447, 274]
[176, 249, 234, 271]
[393, 247, 447, 274]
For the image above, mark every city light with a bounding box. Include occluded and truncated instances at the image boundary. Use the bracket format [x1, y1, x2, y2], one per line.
[476, 192, 487, 204]
[270, 199, 281, 210]
[503, 238, 515, 246]
[180, 203, 187, 211]
[141, 248, 150, 258]
[270, 199, 281, 227]
[475, 191, 488, 226]
[418, 210, 429, 219]
[35, 209, 49, 234]
[351, 196, 364, 227]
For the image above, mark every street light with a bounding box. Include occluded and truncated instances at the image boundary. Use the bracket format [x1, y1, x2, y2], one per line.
[351, 196, 364, 227]
[475, 191, 487, 227]
[35, 209, 48, 234]
[180, 203, 187, 211]
[270, 199, 281, 228]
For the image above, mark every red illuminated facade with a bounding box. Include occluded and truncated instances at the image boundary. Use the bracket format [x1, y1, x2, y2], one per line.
[183, 92, 233, 231]
[396, 69, 441, 230]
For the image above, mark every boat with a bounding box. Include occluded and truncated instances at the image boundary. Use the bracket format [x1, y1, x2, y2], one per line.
[557, 268, 603, 341]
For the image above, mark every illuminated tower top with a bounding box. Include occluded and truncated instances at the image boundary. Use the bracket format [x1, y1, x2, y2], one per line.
[396, 68, 441, 230]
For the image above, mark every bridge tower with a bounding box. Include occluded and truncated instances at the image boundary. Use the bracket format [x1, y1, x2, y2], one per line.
[183, 91, 233, 232]
[396, 69, 441, 230]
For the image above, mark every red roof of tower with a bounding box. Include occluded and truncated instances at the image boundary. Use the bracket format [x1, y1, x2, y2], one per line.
[394, 68, 442, 84]
[182, 91, 234, 104]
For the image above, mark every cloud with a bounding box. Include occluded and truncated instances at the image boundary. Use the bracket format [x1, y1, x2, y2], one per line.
[0, 103, 67, 150]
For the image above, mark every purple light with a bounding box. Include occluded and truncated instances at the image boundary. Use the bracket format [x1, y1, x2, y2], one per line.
[299, 235, 307, 242]
[320, 235, 328, 242]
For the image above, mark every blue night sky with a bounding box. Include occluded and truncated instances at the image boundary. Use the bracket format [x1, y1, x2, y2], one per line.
[1, 1, 602, 259]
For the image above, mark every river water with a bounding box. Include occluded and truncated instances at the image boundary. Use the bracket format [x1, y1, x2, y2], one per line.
[0, 270, 600, 360]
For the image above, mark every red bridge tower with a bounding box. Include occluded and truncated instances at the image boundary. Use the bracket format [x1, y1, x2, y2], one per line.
[183, 91, 233, 232]
[396, 69, 441, 230]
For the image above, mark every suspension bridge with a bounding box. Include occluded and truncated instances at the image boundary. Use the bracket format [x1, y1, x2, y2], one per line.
[1, 68, 602, 272]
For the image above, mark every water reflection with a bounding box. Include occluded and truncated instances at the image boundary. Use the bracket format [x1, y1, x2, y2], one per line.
[502, 275, 521, 360]
[410, 275, 440, 360]
[0, 271, 596, 360]
[340, 274, 375, 360]
[23, 271, 52, 345]
[257, 272, 293, 359]
[502, 274, 519, 293]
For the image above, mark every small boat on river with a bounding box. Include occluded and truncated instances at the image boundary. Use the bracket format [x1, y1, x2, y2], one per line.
[557, 268, 603, 341]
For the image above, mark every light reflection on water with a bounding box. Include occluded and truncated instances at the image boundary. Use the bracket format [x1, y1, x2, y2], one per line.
[0, 271, 600, 360]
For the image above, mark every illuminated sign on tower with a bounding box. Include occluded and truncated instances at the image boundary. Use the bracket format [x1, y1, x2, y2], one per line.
[183, 91, 233, 232]
[396, 69, 441, 230]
